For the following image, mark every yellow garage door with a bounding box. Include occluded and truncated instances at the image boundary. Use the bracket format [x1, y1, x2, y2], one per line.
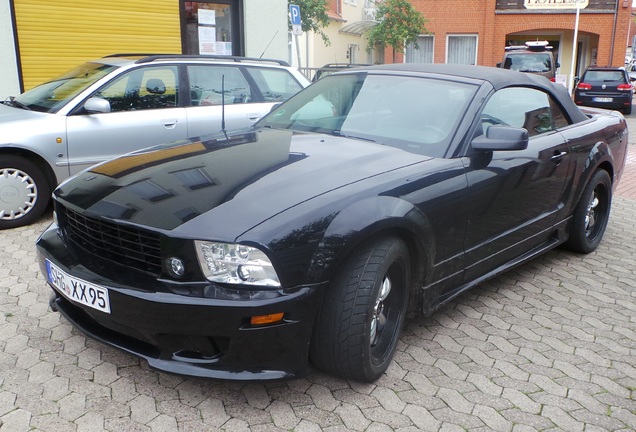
[13, 0, 181, 90]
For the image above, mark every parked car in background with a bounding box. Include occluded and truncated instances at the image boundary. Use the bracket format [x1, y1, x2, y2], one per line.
[312, 63, 371, 81]
[0, 54, 309, 229]
[37, 64, 628, 383]
[497, 40, 559, 81]
[574, 66, 633, 114]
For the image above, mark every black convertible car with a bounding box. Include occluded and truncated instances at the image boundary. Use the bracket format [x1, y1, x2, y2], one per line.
[36, 64, 628, 382]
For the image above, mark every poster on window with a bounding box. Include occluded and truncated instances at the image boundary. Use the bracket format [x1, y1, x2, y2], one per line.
[215, 42, 232, 56]
[198, 9, 216, 25]
[199, 26, 217, 55]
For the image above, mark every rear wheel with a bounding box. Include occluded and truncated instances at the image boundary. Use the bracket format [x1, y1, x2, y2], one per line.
[0, 156, 51, 229]
[310, 236, 411, 382]
[562, 169, 612, 254]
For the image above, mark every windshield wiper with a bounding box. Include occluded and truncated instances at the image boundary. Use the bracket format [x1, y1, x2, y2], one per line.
[333, 130, 376, 142]
[4, 97, 31, 110]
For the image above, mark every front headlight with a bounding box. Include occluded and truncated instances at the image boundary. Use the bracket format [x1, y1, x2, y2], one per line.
[194, 241, 281, 287]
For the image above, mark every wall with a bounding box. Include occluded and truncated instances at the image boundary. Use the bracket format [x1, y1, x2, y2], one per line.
[243, 0, 289, 61]
[407, 0, 631, 70]
[0, 0, 21, 99]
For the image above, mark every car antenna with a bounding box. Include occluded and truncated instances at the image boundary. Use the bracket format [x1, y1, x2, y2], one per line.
[259, 30, 279, 58]
[221, 74, 228, 140]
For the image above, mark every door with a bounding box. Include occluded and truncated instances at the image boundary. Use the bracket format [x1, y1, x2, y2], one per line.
[65, 65, 187, 175]
[461, 87, 572, 282]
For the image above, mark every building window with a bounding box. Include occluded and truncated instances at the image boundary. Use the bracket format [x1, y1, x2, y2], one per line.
[406, 35, 434, 63]
[183, 1, 239, 55]
[447, 35, 477, 65]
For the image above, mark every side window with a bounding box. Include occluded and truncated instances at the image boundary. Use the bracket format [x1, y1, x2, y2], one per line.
[480, 87, 567, 138]
[245, 67, 305, 102]
[96, 66, 178, 112]
[188, 65, 251, 106]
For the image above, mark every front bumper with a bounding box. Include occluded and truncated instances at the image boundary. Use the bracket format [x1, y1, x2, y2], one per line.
[37, 223, 325, 381]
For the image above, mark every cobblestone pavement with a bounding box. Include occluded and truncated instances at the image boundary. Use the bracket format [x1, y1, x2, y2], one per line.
[1, 122, 635, 432]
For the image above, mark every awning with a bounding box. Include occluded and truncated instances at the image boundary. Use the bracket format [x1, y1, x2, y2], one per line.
[339, 20, 378, 36]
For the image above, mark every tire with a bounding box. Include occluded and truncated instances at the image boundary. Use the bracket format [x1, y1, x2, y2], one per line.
[624, 105, 632, 115]
[310, 236, 411, 382]
[562, 169, 612, 254]
[0, 155, 51, 229]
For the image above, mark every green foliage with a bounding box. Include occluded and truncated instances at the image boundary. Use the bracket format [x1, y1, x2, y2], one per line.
[367, 0, 428, 57]
[289, 0, 331, 45]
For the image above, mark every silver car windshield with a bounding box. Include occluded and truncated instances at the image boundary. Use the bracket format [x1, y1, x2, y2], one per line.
[12, 62, 118, 113]
[261, 73, 477, 157]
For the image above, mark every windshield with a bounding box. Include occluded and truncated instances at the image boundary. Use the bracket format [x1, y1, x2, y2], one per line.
[11, 62, 118, 113]
[504, 53, 552, 73]
[260, 73, 477, 158]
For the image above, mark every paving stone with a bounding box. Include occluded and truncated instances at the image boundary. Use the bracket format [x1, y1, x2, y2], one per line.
[2, 139, 636, 431]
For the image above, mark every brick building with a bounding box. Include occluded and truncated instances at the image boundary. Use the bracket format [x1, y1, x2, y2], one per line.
[402, 0, 632, 84]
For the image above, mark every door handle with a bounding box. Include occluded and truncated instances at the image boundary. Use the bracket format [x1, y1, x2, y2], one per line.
[551, 150, 567, 164]
[247, 113, 260, 121]
[161, 119, 178, 129]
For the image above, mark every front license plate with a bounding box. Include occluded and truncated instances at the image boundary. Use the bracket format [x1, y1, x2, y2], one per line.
[46, 260, 111, 314]
[593, 97, 613, 102]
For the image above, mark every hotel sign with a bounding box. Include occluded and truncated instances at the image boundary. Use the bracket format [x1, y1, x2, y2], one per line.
[524, 0, 589, 8]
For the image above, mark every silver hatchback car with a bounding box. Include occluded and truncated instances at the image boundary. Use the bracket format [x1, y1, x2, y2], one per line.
[0, 54, 310, 229]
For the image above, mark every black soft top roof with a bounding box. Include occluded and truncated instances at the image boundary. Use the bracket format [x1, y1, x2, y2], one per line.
[343, 63, 588, 124]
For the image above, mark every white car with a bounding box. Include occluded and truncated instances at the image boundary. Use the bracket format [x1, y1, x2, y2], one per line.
[0, 54, 309, 228]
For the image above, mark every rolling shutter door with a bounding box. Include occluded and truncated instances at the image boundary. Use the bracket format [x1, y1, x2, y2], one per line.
[13, 0, 181, 90]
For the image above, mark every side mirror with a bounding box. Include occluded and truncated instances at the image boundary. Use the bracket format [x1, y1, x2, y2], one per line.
[269, 102, 283, 113]
[84, 97, 111, 114]
[555, 61, 560, 68]
[472, 125, 528, 151]
[496, 62, 502, 68]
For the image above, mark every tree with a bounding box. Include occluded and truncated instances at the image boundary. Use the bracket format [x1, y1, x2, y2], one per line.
[289, 0, 331, 45]
[367, 0, 428, 63]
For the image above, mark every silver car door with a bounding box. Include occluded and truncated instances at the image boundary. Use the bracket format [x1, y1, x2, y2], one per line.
[65, 65, 188, 175]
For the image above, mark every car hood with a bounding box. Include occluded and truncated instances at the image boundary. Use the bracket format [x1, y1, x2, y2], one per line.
[0, 102, 46, 121]
[0, 103, 55, 143]
[54, 128, 431, 239]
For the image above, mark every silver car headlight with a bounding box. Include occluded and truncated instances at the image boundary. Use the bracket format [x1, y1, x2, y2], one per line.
[194, 241, 281, 287]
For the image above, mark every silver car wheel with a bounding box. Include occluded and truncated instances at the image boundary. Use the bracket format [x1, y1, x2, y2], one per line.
[0, 167, 38, 221]
[584, 194, 599, 237]
[370, 275, 392, 347]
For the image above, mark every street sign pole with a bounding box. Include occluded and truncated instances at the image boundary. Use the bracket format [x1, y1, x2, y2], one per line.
[568, 2, 582, 95]
[289, 5, 302, 69]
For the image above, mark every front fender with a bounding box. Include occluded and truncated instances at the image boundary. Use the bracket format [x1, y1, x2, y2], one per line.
[306, 196, 435, 285]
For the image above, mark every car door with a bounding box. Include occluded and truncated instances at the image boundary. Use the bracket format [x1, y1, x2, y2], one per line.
[65, 65, 188, 176]
[185, 65, 266, 138]
[460, 86, 572, 283]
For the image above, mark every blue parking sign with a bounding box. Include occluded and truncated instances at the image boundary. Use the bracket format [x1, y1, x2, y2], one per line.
[290, 4, 302, 35]
[290, 4, 301, 25]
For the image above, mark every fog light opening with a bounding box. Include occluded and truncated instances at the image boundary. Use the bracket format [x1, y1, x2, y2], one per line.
[250, 312, 284, 326]
[166, 257, 186, 278]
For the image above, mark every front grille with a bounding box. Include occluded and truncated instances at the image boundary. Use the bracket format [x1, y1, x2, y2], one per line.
[59, 206, 162, 275]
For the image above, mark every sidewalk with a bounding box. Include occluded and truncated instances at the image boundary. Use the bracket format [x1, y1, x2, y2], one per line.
[615, 113, 636, 199]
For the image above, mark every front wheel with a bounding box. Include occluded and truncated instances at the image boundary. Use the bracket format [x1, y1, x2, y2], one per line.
[0, 156, 51, 229]
[562, 169, 612, 254]
[310, 236, 411, 382]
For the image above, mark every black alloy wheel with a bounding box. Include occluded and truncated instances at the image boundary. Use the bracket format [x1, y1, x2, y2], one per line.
[310, 236, 411, 382]
[563, 169, 612, 254]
